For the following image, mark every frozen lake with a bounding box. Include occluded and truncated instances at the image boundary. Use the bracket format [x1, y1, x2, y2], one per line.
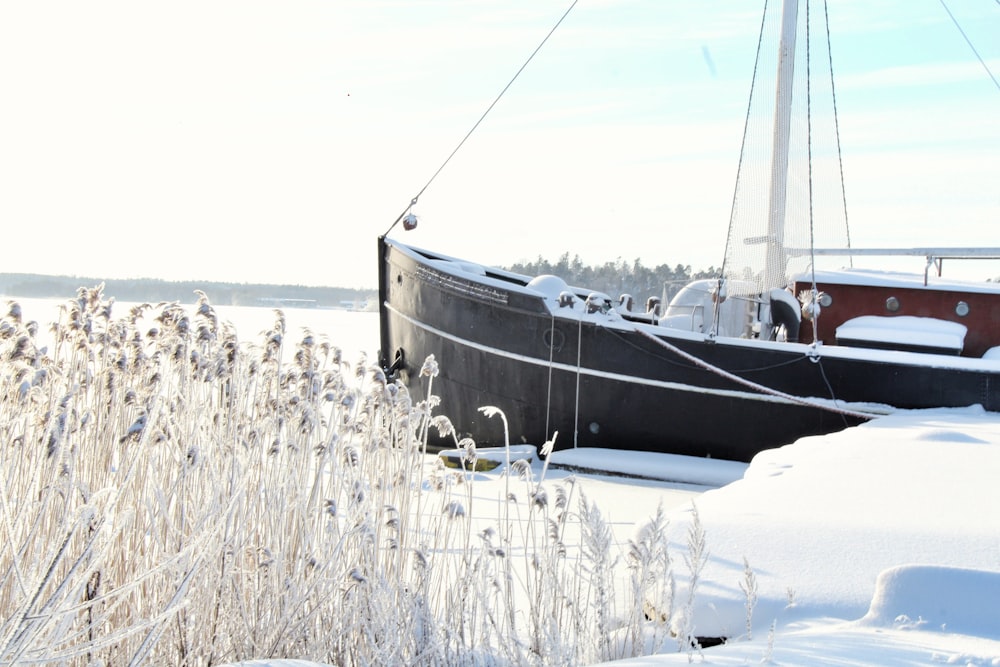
[5, 294, 381, 364]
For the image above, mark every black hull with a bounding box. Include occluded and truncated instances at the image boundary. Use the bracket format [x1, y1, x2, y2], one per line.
[378, 237, 999, 462]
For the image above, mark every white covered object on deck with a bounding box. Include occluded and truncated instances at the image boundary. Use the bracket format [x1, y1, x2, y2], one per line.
[835, 315, 967, 355]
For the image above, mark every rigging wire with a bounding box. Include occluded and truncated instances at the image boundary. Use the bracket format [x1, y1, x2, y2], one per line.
[720, 0, 772, 285]
[805, 0, 824, 347]
[382, 0, 580, 237]
[821, 0, 852, 265]
[715, 0, 771, 337]
[806, 0, 817, 294]
[938, 0, 1000, 93]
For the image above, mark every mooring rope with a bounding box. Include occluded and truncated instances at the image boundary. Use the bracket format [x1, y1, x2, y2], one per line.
[573, 311, 584, 448]
[544, 313, 556, 439]
[631, 326, 886, 421]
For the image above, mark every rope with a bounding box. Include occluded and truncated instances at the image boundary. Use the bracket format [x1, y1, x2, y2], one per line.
[383, 0, 581, 237]
[720, 0, 772, 282]
[631, 326, 884, 421]
[545, 314, 556, 438]
[573, 310, 583, 448]
[938, 0, 1000, 93]
[806, 0, 816, 291]
[822, 0, 852, 264]
[805, 1, 823, 346]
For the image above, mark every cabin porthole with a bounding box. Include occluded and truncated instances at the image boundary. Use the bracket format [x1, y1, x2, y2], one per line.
[956, 301, 970, 317]
[885, 296, 900, 312]
[543, 329, 565, 351]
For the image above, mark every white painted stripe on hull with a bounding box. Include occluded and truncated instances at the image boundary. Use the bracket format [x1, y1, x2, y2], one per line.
[385, 303, 847, 410]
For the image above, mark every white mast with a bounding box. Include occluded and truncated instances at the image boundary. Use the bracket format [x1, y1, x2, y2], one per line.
[762, 0, 799, 291]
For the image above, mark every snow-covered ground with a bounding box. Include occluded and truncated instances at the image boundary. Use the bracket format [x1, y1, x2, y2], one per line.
[8, 297, 999, 664]
[597, 405, 1000, 665]
[223, 406, 1000, 666]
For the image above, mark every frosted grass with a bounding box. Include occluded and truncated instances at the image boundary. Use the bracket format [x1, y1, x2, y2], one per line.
[0, 287, 703, 665]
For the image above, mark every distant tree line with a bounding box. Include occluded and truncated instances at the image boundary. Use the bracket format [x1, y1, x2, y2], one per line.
[507, 253, 719, 306]
[506, 256, 1000, 309]
[0, 273, 376, 308]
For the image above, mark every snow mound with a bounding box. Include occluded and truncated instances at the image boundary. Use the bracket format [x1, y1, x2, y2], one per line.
[526, 273, 570, 299]
[547, 447, 746, 487]
[858, 564, 1000, 638]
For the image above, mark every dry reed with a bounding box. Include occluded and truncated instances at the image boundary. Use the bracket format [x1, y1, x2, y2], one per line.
[0, 287, 694, 665]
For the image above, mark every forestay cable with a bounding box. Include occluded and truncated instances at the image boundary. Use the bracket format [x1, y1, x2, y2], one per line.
[938, 0, 1000, 92]
[383, 0, 580, 237]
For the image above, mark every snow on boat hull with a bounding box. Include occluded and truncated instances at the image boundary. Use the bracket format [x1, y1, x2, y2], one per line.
[377, 237, 1000, 462]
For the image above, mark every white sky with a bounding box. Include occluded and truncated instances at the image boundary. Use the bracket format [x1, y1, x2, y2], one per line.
[1, 0, 998, 289]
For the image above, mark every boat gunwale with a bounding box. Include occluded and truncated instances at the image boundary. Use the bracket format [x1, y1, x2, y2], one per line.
[384, 236, 1000, 375]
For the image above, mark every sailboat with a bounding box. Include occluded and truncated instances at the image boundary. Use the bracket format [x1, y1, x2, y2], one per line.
[376, 1, 1000, 462]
